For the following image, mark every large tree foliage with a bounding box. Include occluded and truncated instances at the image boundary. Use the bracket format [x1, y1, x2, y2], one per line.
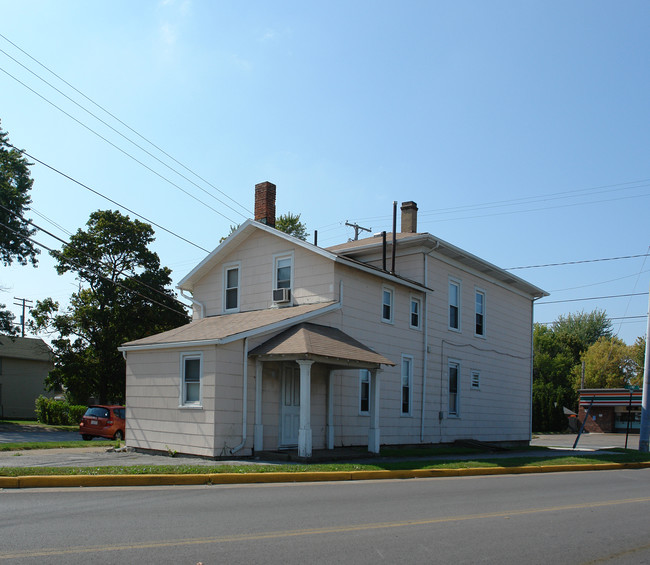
[276, 212, 308, 241]
[533, 309, 616, 432]
[30, 210, 189, 404]
[0, 120, 38, 266]
[576, 336, 645, 389]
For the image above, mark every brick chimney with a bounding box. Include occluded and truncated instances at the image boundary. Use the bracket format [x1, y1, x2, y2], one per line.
[255, 181, 276, 228]
[400, 201, 418, 233]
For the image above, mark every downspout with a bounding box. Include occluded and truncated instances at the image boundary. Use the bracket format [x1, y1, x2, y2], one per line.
[180, 289, 205, 319]
[230, 337, 249, 454]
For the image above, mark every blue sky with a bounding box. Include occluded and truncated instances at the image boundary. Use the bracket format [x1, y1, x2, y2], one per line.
[2, 0, 649, 344]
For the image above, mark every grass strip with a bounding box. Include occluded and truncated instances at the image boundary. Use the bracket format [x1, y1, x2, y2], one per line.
[0, 441, 118, 451]
[2, 452, 649, 477]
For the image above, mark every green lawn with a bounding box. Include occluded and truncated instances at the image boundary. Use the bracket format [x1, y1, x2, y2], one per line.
[1, 451, 649, 477]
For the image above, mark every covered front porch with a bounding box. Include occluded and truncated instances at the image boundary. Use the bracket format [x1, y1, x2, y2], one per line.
[249, 323, 394, 458]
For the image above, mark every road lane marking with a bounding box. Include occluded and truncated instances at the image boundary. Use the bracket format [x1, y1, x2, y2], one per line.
[2, 496, 650, 559]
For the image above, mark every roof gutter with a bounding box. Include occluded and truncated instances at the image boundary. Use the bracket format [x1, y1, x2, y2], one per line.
[179, 289, 205, 319]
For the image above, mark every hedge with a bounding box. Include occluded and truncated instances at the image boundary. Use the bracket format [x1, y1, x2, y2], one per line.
[35, 396, 87, 426]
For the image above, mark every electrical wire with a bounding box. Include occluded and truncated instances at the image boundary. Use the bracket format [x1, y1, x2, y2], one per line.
[5, 143, 210, 253]
[0, 66, 242, 225]
[0, 32, 252, 218]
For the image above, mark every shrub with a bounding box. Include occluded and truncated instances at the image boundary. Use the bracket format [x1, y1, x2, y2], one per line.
[35, 396, 87, 425]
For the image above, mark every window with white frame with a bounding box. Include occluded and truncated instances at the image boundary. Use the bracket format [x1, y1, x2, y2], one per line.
[475, 289, 485, 336]
[410, 296, 421, 329]
[449, 280, 461, 331]
[359, 369, 370, 414]
[275, 255, 292, 290]
[448, 361, 460, 416]
[180, 353, 202, 407]
[471, 370, 481, 390]
[223, 264, 240, 312]
[401, 355, 413, 415]
[382, 286, 394, 323]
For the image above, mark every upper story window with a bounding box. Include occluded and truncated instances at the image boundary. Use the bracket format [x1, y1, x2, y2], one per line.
[273, 253, 293, 303]
[410, 296, 421, 329]
[223, 263, 240, 312]
[381, 286, 394, 323]
[449, 279, 461, 331]
[475, 289, 486, 337]
[180, 352, 202, 407]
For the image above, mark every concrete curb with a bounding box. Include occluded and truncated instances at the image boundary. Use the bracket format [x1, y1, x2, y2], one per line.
[2, 461, 650, 489]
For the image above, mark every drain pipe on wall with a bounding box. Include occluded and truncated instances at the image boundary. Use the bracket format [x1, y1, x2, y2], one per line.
[230, 337, 249, 455]
[420, 253, 429, 443]
[179, 289, 205, 319]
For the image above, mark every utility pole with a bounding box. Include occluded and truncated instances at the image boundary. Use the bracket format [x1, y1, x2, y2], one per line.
[13, 297, 33, 338]
[345, 221, 371, 241]
[639, 281, 650, 452]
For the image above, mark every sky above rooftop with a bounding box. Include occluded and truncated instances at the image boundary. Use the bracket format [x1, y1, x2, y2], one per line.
[2, 0, 649, 344]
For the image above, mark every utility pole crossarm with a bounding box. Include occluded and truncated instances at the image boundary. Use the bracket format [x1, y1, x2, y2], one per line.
[345, 221, 371, 241]
[13, 297, 33, 338]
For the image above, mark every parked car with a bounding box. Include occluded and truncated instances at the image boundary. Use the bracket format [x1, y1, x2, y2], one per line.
[79, 405, 126, 441]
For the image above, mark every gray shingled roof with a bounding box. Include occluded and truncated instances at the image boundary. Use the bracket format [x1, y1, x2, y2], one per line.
[0, 336, 52, 361]
[249, 322, 395, 367]
[120, 302, 338, 350]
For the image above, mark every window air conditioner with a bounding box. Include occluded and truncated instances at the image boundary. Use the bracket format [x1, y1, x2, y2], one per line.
[272, 288, 291, 303]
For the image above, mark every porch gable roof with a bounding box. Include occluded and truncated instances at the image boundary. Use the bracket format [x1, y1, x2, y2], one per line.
[249, 322, 395, 368]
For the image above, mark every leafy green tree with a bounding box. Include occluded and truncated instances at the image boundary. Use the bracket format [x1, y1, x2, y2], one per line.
[0, 121, 38, 335]
[30, 210, 189, 404]
[630, 336, 646, 387]
[0, 304, 16, 335]
[575, 336, 635, 389]
[276, 212, 308, 241]
[533, 309, 614, 431]
[0, 120, 38, 266]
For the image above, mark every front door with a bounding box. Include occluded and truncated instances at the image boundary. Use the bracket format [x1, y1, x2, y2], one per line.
[280, 365, 300, 447]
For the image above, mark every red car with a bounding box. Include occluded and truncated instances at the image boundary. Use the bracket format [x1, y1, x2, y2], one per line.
[79, 405, 126, 441]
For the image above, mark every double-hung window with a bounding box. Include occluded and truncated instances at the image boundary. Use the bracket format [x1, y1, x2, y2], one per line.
[410, 296, 421, 329]
[224, 264, 240, 312]
[401, 355, 413, 415]
[475, 289, 485, 337]
[448, 361, 460, 416]
[382, 286, 394, 323]
[359, 369, 370, 414]
[180, 353, 202, 407]
[449, 279, 461, 331]
[275, 256, 292, 289]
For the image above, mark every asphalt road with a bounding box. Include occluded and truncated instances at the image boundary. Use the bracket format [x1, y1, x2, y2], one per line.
[1, 469, 649, 564]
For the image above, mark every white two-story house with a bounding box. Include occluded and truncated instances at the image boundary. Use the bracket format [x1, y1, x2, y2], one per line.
[120, 182, 547, 458]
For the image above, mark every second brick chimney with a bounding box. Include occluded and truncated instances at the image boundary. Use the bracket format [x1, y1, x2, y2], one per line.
[400, 201, 418, 233]
[255, 181, 276, 228]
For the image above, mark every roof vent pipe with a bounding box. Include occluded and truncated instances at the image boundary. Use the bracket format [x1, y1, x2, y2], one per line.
[382, 231, 387, 271]
[391, 201, 397, 274]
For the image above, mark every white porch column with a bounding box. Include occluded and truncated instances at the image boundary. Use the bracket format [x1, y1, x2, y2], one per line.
[368, 368, 381, 454]
[253, 360, 264, 453]
[326, 369, 335, 450]
[297, 360, 314, 458]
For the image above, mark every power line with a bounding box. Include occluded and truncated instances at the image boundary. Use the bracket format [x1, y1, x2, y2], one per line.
[6, 144, 210, 253]
[506, 253, 650, 271]
[0, 215, 188, 317]
[537, 292, 649, 305]
[0, 32, 252, 218]
[0, 66, 242, 225]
